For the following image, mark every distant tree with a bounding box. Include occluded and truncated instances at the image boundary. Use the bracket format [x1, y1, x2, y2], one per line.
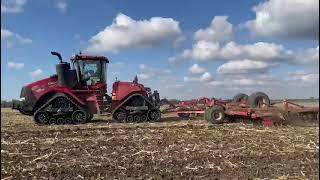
[1, 100, 13, 108]
[168, 99, 180, 105]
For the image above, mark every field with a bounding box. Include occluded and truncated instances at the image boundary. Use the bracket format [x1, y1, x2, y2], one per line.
[1, 104, 319, 179]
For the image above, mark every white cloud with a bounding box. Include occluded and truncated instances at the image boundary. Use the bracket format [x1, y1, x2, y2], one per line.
[217, 59, 270, 74]
[86, 13, 182, 53]
[56, 1, 67, 12]
[1, 29, 14, 38]
[165, 84, 184, 88]
[200, 72, 213, 82]
[137, 73, 150, 80]
[109, 62, 127, 69]
[184, 71, 213, 83]
[173, 35, 186, 47]
[209, 78, 262, 86]
[245, 0, 319, 39]
[300, 73, 319, 83]
[139, 64, 147, 70]
[194, 16, 233, 43]
[288, 71, 319, 83]
[171, 41, 291, 62]
[7, 62, 24, 69]
[15, 34, 32, 44]
[137, 64, 172, 81]
[1, 0, 27, 13]
[30, 69, 43, 77]
[294, 46, 319, 64]
[182, 41, 221, 61]
[189, 64, 206, 74]
[1, 28, 32, 46]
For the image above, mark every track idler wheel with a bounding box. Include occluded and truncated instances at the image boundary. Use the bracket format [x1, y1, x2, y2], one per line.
[148, 109, 161, 122]
[72, 110, 87, 124]
[34, 111, 50, 125]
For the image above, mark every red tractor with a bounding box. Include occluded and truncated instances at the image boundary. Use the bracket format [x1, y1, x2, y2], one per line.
[12, 51, 161, 124]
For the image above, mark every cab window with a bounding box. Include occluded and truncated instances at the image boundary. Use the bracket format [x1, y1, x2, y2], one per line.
[72, 59, 106, 86]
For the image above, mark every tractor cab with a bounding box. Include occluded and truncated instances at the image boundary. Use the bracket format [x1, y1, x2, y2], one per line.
[50, 51, 109, 88]
[70, 54, 109, 87]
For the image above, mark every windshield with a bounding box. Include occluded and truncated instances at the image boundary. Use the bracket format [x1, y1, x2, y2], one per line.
[73, 60, 106, 86]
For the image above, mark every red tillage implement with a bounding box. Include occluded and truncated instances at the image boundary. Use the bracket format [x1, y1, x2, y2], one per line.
[162, 92, 319, 126]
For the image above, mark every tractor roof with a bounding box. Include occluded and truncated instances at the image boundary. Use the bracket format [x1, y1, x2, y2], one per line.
[72, 55, 109, 63]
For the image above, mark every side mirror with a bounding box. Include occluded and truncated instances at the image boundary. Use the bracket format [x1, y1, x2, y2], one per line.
[51, 51, 63, 63]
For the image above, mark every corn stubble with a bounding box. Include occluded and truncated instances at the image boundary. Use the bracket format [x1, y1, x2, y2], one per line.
[1, 107, 319, 179]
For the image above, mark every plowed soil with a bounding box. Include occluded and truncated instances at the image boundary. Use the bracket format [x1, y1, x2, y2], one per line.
[1, 107, 319, 179]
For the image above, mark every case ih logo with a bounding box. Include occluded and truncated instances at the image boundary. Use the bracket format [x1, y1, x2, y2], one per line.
[35, 88, 45, 93]
[31, 85, 46, 93]
[48, 82, 57, 86]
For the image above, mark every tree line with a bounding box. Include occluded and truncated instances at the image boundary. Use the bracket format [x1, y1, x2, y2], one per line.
[1, 101, 13, 108]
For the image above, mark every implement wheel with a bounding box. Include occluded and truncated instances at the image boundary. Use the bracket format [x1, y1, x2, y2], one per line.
[232, 93, 248, 103]
[205, 106, 225, 124]
[247, 92, 270, 108]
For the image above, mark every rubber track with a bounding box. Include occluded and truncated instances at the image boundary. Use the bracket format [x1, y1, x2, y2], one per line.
[112, 93, 155, 115]
[33, 94, 86, 123]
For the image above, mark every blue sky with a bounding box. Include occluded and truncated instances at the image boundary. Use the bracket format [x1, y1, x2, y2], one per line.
[1, 0, 319, 100]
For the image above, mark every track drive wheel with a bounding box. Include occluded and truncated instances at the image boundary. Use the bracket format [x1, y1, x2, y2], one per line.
[72, 110, 87, 124]
[34, 111, 50, 125]
[148, 109, 161, 122]
[205, 106, 225, 124]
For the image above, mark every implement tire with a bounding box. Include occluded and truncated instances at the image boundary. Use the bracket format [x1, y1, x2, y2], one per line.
[205, 105, 225, 124]
[232, 93, 248, 103]
[247, 92, 270, 108]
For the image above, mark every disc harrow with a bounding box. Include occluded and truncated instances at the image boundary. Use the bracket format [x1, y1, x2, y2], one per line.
[161, 92, 319, 126]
